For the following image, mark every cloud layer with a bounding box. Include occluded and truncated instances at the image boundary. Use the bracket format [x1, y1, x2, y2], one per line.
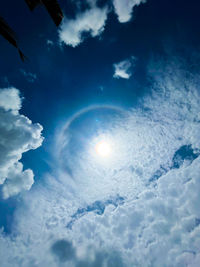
[1, 55, 200, 266]
[0, 88, 43, 199]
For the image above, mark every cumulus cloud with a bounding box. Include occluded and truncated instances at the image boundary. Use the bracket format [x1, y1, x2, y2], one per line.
[58, 0, 148, 48]
[1, 55, 200, 266]
[59, 5, 108, 47]
[113, 0, 146, 23]
[113, 57, 135, 79]
[0, 87, 43, 199]
[59, 0, 147, 47]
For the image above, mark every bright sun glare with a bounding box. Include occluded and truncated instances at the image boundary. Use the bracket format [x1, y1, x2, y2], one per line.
[95, 140, 111, 157]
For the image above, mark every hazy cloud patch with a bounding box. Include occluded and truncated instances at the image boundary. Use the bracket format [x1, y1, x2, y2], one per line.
[20, 69, 37, 83]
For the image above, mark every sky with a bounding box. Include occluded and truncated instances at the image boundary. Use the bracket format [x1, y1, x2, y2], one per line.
[0, 0, 200, 266]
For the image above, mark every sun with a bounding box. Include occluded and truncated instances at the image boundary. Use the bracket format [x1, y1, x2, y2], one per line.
[95, 140, 111, 157]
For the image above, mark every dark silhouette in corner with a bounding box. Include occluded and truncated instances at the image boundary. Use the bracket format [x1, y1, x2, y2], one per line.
[25, 0, 64, 26]
[0, 0, 63, 61]
[0, 17, 26, 61]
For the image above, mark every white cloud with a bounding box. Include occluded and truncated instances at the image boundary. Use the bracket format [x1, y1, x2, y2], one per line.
[113, 0, 146, 23]
[2, 163, 34, 200]
[0, 87, 21, 112]
[113, 57, 135, 79]
[1, 56, 200, 266]
[58, 0, 148, 48]
[59, 5, 108, 47]
[0, 87, 43, 199]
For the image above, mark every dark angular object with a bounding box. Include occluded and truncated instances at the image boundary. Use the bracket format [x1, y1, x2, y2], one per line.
[0, 16, 26, 61]
[25, 0, 41, 10]
[25, 0, 64, 26]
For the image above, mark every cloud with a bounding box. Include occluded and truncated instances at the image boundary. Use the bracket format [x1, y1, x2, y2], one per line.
[20, 69, 37, 83]
[113, 0, 146, 23]
[113, 57, 135, 79]
[59, 5, 108, 47]
[1, 55, 200, 266]
[0, 87, 43, 199]
[0, 87, 21, 111]
[59, 0, 147, 47]
[58, 0, 148, 48]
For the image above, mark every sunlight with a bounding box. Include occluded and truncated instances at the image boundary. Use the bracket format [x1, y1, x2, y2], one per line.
[95, 140, 111, 157]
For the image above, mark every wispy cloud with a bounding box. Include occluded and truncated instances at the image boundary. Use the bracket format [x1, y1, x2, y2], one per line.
[20, 69, 37, 83]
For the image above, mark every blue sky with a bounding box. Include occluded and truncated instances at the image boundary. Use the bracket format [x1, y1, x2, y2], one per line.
[1, 0, 200, 266]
